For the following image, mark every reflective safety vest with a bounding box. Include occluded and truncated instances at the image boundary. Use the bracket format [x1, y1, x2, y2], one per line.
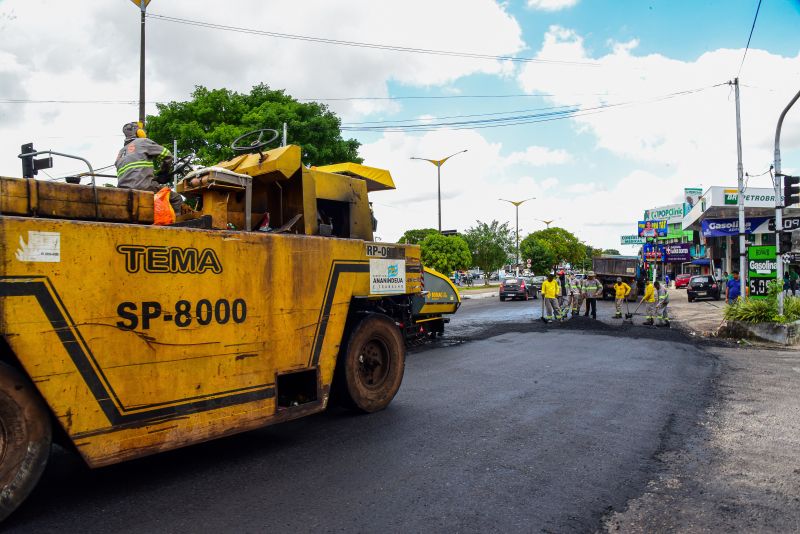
[583, 279, 602, 298]
[657, 288, 669, 303]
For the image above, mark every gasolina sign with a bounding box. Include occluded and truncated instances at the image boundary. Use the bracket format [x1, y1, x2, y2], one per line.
[747, 245, 776, 299]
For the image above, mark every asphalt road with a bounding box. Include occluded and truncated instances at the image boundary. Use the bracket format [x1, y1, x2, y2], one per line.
[6, 298, 717, 533]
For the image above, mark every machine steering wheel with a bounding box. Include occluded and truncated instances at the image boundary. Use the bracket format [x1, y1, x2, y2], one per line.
[230, 129, 280, 153]
[172, 152, 195, 177]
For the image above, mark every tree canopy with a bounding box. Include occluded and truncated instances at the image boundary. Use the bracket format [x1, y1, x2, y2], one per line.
[146, 84, 362, 166]
[520, 227, 586, 273]
[398, 228, 439, 245]
[602, 248, 621, 256]
[462, 220, 514, 284]
[419, 234, 472, 275]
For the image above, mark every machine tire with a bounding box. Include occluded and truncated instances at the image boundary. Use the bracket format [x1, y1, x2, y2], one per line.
[337, 314, 405, 413]
[0, 363, 52, 521]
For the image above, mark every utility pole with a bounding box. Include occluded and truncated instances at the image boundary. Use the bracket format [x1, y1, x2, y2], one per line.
[774, 87, 800, 316]
[129, 0, 152, 123]
[733, 78, 747, 300]
[410, 149, 468, 232]
[500, 198, 535, 272]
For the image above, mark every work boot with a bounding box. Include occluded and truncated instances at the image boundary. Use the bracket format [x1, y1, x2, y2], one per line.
[643, 320, 654, 326]
[665, 320, 671, 328]
[540, 317, 549, 324]
[614, 313, 622, 319]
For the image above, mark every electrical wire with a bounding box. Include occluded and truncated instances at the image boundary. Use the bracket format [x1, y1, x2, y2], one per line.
[341, 103, 578, 125]
[146, 13, 600, 67]
[340, 83, 727, 132]
[737, 0, 763, 78]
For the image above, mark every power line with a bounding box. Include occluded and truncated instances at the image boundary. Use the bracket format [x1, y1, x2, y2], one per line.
[341, 103, 579, 125]
[147, 13, 600, 67]
[340, 84, 726, 132]
[737, 0, 763, 78]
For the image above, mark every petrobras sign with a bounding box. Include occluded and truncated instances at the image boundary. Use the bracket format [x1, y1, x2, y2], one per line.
[621, 235, 646, 245]
[643, 204, 686, 224]
[709, 186, 780, 207]
[701, 217, 771, 237]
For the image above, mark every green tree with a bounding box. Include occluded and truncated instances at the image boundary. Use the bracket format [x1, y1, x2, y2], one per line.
[520, 227, 586, 272]
[419, 234, 472, 275]
[146, 84, 362, 166]
[462, 220, 514, 285]
[601, 248, 621, 255]
[398, 228, 439, 245]
[520, 234, 557, 275]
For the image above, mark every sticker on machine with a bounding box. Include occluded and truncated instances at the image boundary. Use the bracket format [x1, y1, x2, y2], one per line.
[370, 259, 406, 294]
[15, 231, 61, 262]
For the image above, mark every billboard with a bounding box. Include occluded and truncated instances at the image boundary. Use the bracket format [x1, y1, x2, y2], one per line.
[684, 187, 703, 209]
[701, 217, 772, 237]
[637, 219, 668, 238]
[664, 243, 691, 262]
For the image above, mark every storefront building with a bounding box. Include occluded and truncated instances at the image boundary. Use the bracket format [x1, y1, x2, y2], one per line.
[682, 186, 800, 276]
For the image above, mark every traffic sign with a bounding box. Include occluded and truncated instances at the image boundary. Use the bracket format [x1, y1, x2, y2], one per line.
[526, 258, 531, 266]
[129, 0, 152, 8]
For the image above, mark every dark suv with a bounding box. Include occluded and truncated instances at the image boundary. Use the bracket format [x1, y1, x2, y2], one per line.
[500, 277, 536, 301]
[687, 275, 721, 302]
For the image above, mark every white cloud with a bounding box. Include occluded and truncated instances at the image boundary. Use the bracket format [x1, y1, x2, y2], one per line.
[360, 128, 655, 251]
[518, 25, 800, 193]
[505, 145, 571, 166]
[527, 0, 579, 11]
[0, 0, 524, 177]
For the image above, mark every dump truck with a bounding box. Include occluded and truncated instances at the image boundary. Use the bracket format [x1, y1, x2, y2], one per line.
[592, 255, 642, 300]
[0, 129, 457, 519]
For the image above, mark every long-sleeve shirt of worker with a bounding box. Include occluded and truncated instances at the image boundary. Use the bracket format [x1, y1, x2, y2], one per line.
[643, 283, 655, 302]
[583, 278, 603, 298]
[115, 138, 171, 192]
[614, 282, 631, 299]
[541, 279, 559, 299]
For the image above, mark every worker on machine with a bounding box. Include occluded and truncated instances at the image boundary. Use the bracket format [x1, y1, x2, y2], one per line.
[642, 279, 656, 326]
[541, 273, 562, 323]
[115, 122, 182, 213]
[655, 281, 670, 328]
[612, 277, 631, 319]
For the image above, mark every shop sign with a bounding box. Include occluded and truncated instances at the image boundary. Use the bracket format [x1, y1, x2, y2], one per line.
[664, 243, 691, 262]
[747, 245, 776, 299]
[721, 188, 778, 206]
[701, 217, 771, 237]
[621, 235, 646, 245]
[643, 204, 685, 224]
[638, 219, 668, 237]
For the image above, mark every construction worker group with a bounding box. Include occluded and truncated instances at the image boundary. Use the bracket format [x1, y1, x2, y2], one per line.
[540, 272, 670, 327]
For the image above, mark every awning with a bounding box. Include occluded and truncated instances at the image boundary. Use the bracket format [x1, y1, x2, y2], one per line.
[314, 162, 396, 192]
[691, 258, 711, 265]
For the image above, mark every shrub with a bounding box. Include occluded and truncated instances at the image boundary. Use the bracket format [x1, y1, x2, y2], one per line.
[724, 279, 800, 323]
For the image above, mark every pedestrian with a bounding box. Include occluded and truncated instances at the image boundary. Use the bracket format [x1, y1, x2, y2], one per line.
[784, 272, 791, 294]
[116, 121, 183, 213]
[540, 273, 562, 323]
[791, 268, 799, 296]
[642, 279, 656, 326]
[557, 270, 567, 309]
[612, 277, 631, 319]
[725, 270, 741, 304]
[582, 271, 603, 319]
[723, 271, 729, 282]
[665, 273, 670, 287]
[655, 281, 670, 328]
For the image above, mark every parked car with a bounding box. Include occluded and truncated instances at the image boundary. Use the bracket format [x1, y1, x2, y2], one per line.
[530, 275, 545, 295]
[499, 277, 536, 301]
[675, 273, 692, 289]
[687, 275, 721, 302]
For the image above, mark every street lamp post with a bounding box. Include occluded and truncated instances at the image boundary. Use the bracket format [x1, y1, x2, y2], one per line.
[410, 149, 468, 232]
[536, 218, 558, 228]
[129, 0, 152, 123]
[500, 198, 535, 270]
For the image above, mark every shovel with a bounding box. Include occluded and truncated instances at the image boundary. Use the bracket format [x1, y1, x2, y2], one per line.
[624, 298, 643, 323]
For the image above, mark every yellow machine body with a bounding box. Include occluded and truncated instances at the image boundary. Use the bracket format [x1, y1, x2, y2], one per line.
[0, 145, 431, 468]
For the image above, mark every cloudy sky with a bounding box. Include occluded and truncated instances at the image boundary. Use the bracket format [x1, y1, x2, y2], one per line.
[2, 0, 799, 251]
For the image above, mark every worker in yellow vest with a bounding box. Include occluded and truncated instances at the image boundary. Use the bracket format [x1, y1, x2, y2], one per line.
[613, 277, 631, 318]
[540, 273, 562, 323]
[642, 280, 656, 326]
